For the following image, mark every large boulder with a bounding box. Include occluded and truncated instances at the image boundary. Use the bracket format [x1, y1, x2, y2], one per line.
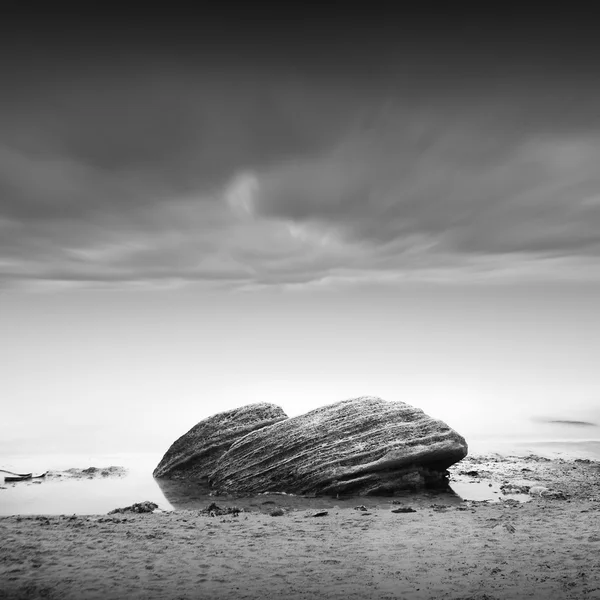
[153, 403, 288, 479]
[209, 397, 468, 495]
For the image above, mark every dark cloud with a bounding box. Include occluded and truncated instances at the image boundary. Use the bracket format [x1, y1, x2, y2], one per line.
[2, 7, 600, 289]
[251, 105, 600, 260]
[0, 69, 370, 218]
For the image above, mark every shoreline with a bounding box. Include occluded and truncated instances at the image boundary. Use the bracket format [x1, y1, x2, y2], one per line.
[1, 455, 600, 599]
[2, 451, 600, 515]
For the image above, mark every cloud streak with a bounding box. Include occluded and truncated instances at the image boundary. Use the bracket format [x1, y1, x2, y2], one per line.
[2, 13, 600, 290]
[251, 107, 600, 259]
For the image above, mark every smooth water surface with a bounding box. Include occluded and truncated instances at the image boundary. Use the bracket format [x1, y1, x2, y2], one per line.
[0, 452, 170, 516]
[1, 439, 599, 515]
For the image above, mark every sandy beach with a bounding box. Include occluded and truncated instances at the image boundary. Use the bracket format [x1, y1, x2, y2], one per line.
[1, 455, 600, 600]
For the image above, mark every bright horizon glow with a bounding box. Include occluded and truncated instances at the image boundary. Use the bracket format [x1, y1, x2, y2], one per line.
[2, 281, 599, 457]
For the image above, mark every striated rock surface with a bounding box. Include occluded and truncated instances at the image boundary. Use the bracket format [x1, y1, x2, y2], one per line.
[153, 403, 288, 479]
[210, 397, 468, 495]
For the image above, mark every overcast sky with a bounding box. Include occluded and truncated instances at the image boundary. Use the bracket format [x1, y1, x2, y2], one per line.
[2, 6, 600, 455]
[2, 5, 600, 290]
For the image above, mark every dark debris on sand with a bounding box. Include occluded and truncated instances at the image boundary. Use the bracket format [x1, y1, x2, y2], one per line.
[305, 510, 329, 518]
[108, 501, 158, 514]
[200, 502, 244, 517]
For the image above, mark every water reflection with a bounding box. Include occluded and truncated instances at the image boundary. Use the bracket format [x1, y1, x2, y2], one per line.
[155, 477, 214, 511]
[0, 467, 172, 516]
[1, 450, 534, 515]
[155, 476, 466, 513]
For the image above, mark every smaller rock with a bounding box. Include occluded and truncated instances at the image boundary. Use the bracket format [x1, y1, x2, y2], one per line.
[529, 486, 567, 499]
[154, 403, 288, 479]
[500, 484, 531, 495]
[108, 501, 158, 514]
[270, 508, 285, 517]
[305, 511, 329, 518]
[392, 507, 416, 513]
[502, 499, 523, 507]
[544, 490, 568, 500]
[60, 466, 127, 479]
[200, 502, 242, 517]
[529, 485, 549, 496]
[354, 505, 368, 511]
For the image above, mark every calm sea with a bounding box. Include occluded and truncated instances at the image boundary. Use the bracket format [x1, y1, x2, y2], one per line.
[1, 431, 599, 516]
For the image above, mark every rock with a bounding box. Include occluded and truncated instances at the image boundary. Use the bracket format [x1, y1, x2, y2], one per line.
[58, 466, 127, 479]
[500, 483, 531, 495]
[305, 511, 329, 518]
[529, 486, 568, 500]
[502, 499, 523, 507]
[109, 501, 158, 514]
[210, 396, 468, 496]
[392, 507, 417, 513]
[200, 502, 242, 517]
[544, 490, 568, 500]
[153, 403, 288, 479]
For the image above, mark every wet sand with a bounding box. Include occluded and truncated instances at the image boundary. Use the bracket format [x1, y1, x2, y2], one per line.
[1, 455, 600, 600]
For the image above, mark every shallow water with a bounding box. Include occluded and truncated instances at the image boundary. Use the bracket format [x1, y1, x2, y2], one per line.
[448, 480, 531, 503]
[1, 439, 598, 515]
[0, 453, 169, 516]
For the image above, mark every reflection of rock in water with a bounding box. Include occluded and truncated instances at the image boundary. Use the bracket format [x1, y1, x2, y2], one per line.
[156, 472, 463, 515]
[155, 477, 214, 511]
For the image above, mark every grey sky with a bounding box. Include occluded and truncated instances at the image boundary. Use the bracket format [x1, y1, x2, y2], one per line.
[2, 6, 600, 290]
